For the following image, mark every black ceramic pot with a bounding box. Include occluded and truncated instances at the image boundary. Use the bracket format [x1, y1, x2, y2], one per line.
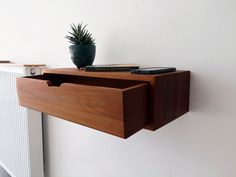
[69, 45, 96, 69]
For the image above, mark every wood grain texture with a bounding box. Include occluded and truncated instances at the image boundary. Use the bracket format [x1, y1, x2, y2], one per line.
[43, 68, 184, 81]
[149, 71, 190, 130]
[123, 84, 149, 138]
[43, 69, 190, 130]
[17, 75, 148, 138]
[17, 68, 190, 138]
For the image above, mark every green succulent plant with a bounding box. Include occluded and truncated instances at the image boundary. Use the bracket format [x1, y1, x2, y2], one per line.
[65, 23, 95, 45]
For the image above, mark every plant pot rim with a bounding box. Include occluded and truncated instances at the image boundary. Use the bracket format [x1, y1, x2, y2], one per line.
[69, 44, 96, 47]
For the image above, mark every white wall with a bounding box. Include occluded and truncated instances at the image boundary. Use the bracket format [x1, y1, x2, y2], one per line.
[1, 0, 236, 177]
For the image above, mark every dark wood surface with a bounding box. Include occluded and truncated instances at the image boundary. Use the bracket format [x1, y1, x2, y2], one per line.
[17, 68, 190, 138]
[44, 68, 190, 130]
[149, 71, 190, 130]
[17, 74, 148, 138]
[0, 60, 11, 63]
[44, 68, 185, 81]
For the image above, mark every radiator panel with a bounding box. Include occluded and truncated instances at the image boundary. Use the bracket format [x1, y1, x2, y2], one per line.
[0, 65, 44, 177]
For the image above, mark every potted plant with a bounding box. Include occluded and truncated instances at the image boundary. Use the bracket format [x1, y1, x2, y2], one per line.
[66, 23, 96, 69]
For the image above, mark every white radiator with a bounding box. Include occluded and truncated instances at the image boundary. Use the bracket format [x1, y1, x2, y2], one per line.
[0, 64, 44, 177]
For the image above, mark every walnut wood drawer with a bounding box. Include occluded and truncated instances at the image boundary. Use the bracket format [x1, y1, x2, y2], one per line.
[17, 74, 149, 138]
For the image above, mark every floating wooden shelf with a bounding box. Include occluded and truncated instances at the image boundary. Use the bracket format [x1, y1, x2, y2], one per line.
[0, 60, 11, 63]
[16, 68, 190, 138]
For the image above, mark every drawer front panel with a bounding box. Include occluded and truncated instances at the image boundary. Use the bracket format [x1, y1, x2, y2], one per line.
[17, 76, 148, 138]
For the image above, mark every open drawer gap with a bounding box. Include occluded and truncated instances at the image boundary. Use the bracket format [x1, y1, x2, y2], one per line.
[26, 73, 146, 89]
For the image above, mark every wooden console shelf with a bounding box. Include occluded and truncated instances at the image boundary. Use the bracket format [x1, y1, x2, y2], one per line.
[16, 68, 190, 138]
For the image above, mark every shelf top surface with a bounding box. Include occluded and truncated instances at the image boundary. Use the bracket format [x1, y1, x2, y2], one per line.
[43, 68, 189, 81]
